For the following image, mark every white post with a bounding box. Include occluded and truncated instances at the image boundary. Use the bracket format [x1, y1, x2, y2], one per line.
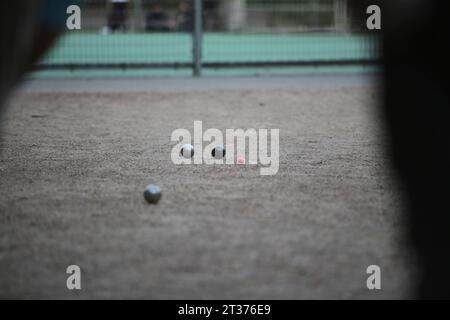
[334, 0, 348, 32]
[133, 0, 143, 31]
[220, 0, 247, 32]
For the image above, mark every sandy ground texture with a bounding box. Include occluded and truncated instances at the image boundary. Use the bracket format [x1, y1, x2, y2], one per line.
[0, 81, 415, 299]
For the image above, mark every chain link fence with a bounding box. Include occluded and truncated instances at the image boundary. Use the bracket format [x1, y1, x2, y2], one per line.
[37, 0, 380, 76]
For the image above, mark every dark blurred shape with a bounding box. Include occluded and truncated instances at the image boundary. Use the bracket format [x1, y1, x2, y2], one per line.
[347, 0, 450, 298]
[352, 0, 450, 299]
[379, 0, 450, 299]
[108, 0, 129, 32]
[175, 0, 193, 32]
[0, 1, 38, 110]
[0, 0, 70, 114]
[145, 4, 170, 32]
[203, 0, 219, 30]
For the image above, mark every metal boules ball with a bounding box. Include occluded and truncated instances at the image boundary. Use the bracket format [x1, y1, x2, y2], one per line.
[211, 145, 225, 159]
[143, 184, 162, 204]
[180, 144, 194, 158]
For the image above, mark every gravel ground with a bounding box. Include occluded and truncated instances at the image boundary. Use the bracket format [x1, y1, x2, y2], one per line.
[0, 82, 415, 299]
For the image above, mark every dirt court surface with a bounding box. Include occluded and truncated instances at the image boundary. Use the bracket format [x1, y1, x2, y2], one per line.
[0, 77, 414, 299]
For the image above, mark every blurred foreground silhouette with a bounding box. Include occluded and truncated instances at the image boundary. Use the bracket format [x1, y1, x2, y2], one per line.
[381, 1, 450, 298]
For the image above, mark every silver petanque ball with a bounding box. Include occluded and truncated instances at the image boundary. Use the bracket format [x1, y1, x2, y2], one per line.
[180, 144, 194, 158]
[211, 145, 226, 159]
[143, 184, 162, 204]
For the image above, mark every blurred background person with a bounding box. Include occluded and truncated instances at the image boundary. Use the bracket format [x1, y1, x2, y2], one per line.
[145, 3, 170, 32]
[108, 0, 129, 32]
[175, 1, 193, 32]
